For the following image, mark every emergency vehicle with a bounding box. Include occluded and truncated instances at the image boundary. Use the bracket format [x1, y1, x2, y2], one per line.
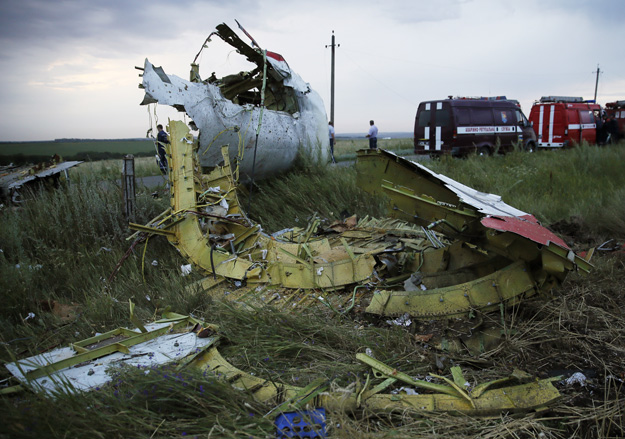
[413, 97, 536, 156]
[528, 96, 601, 148]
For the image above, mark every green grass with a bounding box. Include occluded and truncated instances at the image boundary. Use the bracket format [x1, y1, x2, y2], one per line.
[74, 156, 163, 179]
[334, 137, 414, 160]
[425, 142, 625, 239]
[0, 140, 155, 165]
[246, 158, 386, 232]
[1, 143, 625, 438]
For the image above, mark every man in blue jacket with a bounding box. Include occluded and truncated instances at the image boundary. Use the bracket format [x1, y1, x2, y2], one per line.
[156, 124, 169, 174]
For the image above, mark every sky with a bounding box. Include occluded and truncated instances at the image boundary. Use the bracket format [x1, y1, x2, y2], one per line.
[0, 0, 624, 141]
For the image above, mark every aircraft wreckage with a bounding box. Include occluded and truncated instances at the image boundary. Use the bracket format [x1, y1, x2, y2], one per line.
[131, 120, 591, 320]
[138, 22, 328, 180]
[4, 121, 591, 416]
[0, 156, 82, 204]
[4, 23, 593, 419]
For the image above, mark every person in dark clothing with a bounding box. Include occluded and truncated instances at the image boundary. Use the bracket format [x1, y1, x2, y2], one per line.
[604, 115, 620, 144]
[328, 121, 336, 163]
[595, 111, 605, 145]
[156, 124, 169, 174]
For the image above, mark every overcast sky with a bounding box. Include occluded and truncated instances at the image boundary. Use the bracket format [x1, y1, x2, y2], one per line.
[0, 0, 623, 141]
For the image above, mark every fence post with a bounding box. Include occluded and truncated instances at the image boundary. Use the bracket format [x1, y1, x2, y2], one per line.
[122, 155, 136, 222]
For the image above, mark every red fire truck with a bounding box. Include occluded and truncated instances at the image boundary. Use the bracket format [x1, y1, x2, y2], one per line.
[528, 96, 601, 147]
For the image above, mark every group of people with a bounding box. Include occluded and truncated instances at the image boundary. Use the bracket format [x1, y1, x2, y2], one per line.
[328, 119, 378, 163]
[596, 112, 621, 145]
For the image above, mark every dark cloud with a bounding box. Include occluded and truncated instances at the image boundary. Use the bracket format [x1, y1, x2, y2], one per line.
[0, 0, 257, 57]
[0, 1, 135, 41]
[542, 0, 625, 25]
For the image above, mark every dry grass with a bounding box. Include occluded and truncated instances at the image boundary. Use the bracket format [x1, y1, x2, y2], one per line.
[1, 145, 624, 438]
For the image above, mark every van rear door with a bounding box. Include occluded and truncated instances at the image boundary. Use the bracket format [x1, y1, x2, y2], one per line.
[578, 107, 597, 144]
[414, 102, 431, 152]
[415, 102, 451, 152]
[535, 103, 565, 147]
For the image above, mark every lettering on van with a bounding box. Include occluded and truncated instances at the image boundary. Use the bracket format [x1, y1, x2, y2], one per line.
[457, 126, 521, 134]
[568, 124, 596, 130]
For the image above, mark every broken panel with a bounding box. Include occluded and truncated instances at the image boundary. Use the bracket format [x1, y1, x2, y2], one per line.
[139, 22, 328, 180]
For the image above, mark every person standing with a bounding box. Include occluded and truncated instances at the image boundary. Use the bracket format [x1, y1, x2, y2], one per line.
[156, 124, 170, 174]
[366, 120, 378, 149]
[328, 121, 336, 163]
[605, 115, 620, 144]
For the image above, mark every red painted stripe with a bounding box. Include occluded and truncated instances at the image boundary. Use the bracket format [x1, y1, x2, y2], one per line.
[267, 51, 285, 62]
[481, 214, 570, 249]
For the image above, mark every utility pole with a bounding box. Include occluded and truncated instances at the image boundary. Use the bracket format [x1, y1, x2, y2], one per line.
[326, 31, 339, 123]
[593, 64, 601, 102]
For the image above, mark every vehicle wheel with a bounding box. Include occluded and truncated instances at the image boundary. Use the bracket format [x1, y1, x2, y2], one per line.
[525, 142, 536, 153]
[477, 146, 490, 156]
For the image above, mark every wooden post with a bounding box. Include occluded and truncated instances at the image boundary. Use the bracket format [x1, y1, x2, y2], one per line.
[122, 155, 136, 222]
[326, 31, 339, 125]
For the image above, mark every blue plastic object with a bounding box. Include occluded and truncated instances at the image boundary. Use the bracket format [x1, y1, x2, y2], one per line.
[275, 408, 327, 438]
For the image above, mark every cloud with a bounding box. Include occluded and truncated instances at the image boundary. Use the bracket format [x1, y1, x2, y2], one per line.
[0, 0, 253, 57]
[383, 0, 466, 23]
[0, 0, 623, 141]
[541, 0, 625, 25]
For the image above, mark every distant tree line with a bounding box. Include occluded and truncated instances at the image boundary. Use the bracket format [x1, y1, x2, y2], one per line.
[53, 138, 151, 143]
[0, 151, 154, 166]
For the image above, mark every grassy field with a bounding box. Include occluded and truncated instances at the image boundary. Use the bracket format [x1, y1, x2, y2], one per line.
[0, 137, 412, 167]
[72, 155, 164, 179]
[0, 139, 155, 165]
[334, 137, 415, 158]
[1, 142, 624, 438]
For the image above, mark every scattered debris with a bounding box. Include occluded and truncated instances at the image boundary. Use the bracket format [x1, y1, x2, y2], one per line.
[0, 156, 82, 204]
[23, 312, 36, 321]
[386, 312, 412, 327]
[565, 372, 588, 387]
[275, 409, 327, 438]
[130, 121, 590, 322]
[180, 264, 192, 276]
[4, 312, 217, 395]
[4, 311, 561, 416]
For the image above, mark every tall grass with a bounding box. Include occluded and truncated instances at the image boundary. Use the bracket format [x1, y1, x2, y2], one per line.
[1, 365, 275, 438]
[426, 143, 625, 240]
[0, 172, 185, 354]
[245, 158, 386, 232]
[1, 144, 624, 438]
[74, 155, 163, 179]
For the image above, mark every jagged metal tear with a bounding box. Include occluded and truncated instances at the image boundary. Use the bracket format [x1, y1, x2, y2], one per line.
[140, 39, 328, 180]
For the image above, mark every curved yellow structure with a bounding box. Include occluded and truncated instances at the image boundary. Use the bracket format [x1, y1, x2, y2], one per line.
[131, 120, 590, 320]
